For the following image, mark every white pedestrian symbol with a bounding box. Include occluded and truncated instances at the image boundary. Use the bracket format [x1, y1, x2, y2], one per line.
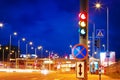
[97, 30, 104, 37]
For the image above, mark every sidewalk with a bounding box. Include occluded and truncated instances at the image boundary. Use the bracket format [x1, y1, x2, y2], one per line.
[88, 74, 120, 80]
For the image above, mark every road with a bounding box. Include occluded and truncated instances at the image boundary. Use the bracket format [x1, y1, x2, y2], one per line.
[0, 71, 119, 80]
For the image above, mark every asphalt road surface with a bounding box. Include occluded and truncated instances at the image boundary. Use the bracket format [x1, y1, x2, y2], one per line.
[0, 71, 119, 80]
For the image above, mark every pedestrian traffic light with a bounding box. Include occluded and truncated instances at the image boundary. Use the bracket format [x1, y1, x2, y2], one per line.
[95, 39, 100, 48]
[78, 11, 88, 38]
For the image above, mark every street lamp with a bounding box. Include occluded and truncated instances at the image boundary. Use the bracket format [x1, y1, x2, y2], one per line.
[38, 46, 43, 58]
[0, 46, 9, 68]
[102, 44, 106, 51]
[18, 38, 26, 58]
[25, 41, 33, 69]
[0, 46, 4, 65]
[9, 32, 17, 63]
[95, 2, 109, 52]
[45, 50, 51, 70]
[69, 45, 72, 54]
[95, 2, 110, 68]
[26, 41, 33, 58]
[0, 23, 3, 28]
[33, 46, 42, 58]
[95, 3, 101, 9]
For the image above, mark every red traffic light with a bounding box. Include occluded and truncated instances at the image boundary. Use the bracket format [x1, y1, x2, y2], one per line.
[79, 12, 87, 20]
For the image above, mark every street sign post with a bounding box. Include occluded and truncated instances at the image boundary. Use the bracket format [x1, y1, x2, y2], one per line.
[76, 62, 84, 78]
[72, 44, 88, 80]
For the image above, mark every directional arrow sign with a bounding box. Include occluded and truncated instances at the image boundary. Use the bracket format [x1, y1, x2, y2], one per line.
[79, 64, 82, 75]
[76, 62, 84, 78]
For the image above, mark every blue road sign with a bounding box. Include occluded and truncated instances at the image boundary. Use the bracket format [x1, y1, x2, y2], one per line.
[96, 29, 104, 38]
[72, 44, 88, 60]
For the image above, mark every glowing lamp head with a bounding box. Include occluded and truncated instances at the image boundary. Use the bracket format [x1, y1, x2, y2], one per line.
[13, 32, 17, 35]
[95, 3, 101, 9]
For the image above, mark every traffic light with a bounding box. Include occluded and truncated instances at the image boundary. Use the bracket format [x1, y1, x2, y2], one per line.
[95, 39, 100, 48]
[78, 11, 88, 38]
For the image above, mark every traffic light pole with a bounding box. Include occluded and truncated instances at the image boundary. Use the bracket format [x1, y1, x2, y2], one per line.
[79, 0, 88, 80]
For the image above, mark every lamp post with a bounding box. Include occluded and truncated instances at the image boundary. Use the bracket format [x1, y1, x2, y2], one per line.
[102, 44, 106, 51]
[38, 46, 43, 58]
[9, 32, 17, 55]
[95, 2, 110, 78]
[18, 38, 26, 58]
[69, 45, 72, 54]
[26, 41, 33, 58]
[9, 32, 17, 68]
[25, 41, 33, 69]
[0, 46, 4, 66]
[95, 3, 109, 52]
[35, 48, 37, 58]
[34, 46, 42, 58]
[45, 50, 51, 70]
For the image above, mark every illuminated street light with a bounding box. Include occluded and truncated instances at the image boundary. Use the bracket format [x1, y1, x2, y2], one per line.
[95, 3, 101, 8]
[69, 45, 72, 54]
[37, 46, 43, 58]
[25, 41, 33, 69]
[0, 23, 3, 28]
[0, 46, 4, 64]
[34, 46, 43, 58]
[22, 38, 25, 41]
[29, 41, 33, 45]
[26, 41, 33, 58]
[102, 44, 106, 51]
[9, 32, 17, 61]
[95, 2, 109, 52]
[13, 32, 17, 35]
[38, 46, 42, 50]
[0, 45, 9, 66]
[18, 38, 26, 58]
[6, 47, 9, 50]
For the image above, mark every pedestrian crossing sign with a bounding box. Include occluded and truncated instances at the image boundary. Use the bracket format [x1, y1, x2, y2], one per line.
[96, 29, 104, 38]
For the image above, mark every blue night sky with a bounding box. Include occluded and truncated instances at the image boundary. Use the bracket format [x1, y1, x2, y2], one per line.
[0, 0, 120, 59]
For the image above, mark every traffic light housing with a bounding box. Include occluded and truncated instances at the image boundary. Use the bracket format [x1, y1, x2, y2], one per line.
[95, 39, 100, 48]
[78, 11, 88, 38]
